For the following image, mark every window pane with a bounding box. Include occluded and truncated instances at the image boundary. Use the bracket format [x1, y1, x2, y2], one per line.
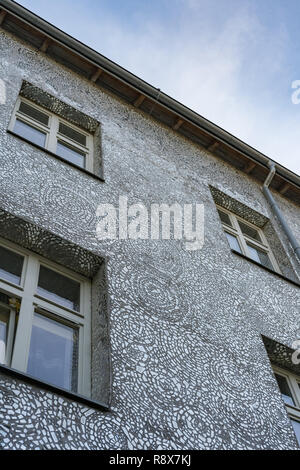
[217, 209, 232, 226]
[274, 373, 295, 406]
[56, 141, 85, 168]
[19, 101, 49, 125]
[37, 266, 80, 312]
[14, 119, 46, 147]
[246, 244, 273, 269]
[225, 232, 242, 253]
[238, 220, 261, 242]
[27, 313, 79, 391]
[0, 245, 24, 285]
[0, 306, 9, 364]
[58, 123, 86, 146]
[291, 419, 300, 446]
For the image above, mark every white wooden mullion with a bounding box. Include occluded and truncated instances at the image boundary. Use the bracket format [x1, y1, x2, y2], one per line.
[288, 408, 300, 421]
[10, 256, 39, 372]
[0, 279, 23, 297]
[5, 307, 16, 367]
[77, 325, 85, 395]
[222, 225, 238, 236]
[230, 213, 248, 257]
[80, 281, 91, 396]
[33, 297, 84, 322]
[242, 234, 268, 250]
[15, 112, 50, 133]
[56, 132, 88, 152]
[86, 134, 93, 172]
[290, 377, 300, 409]
[47, 114, 58, 153]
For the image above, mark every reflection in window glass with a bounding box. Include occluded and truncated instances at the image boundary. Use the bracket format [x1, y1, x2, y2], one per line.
[225, 232, 242, 253]
[19, 101, 49, 126]
[238, 221, 261, 242]
[14, 119, 46, 147]
[291, 419, 300, 446]
[27, 313, 79, 391]
[0, 306, 9, 364]
[58, 122, 86, 146]
[0, 245, 24, 285]
[56, 141, 85, 168]
[247, 244, 273, 269]
[37, 266, 80, 312]
[217, 210, 232, 227]
[274, 373, 295, 406]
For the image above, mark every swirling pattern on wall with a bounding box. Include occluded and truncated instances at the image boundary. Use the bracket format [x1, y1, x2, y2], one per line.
[0, 30, 299, 450]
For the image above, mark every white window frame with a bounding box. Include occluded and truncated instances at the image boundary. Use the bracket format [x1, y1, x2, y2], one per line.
[216, 205, 281, 273]
[0, 237, 91, 397]
[272, 365, 300, 444]
[9, 96, 94, 172]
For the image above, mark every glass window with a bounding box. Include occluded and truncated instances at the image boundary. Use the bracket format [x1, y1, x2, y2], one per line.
[10, 98, 93, 171]
[272, 367, 300, 448]
[291, 419, 300, 446]
[238, 220, 261, 242]
[27, 312, 79, 391]
[56, 141, 85, 168]
[225, 232, 242, 253]
[13, 119, 46, 147]
[216, 205, 280, 273]
[0, 296, 19, 367]
[247, 244, 273, 270]
[274, 373, 295, 406]
[217, 209, 232, 227]
[18, 101, 49, 125]
[0, 245, 24, 285]
[0, 240, 91, 397]
[58, 122, 86, 146]
[0, 305, 9, 364]
[37, 265, 80, 312]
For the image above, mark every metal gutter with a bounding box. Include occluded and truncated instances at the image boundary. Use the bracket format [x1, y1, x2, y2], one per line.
[1, 0, 300, 190]
[263, 161, 300, 261]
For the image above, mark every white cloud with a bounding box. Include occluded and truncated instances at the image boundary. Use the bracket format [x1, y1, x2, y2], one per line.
[17, 0, 300, 174]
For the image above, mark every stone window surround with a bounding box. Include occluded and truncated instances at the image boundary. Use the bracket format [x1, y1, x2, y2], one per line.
[0, 237, 92, 397]
[7, 81, 104, 181]
[0, 207, 111, 410]
[272, 365, 300, 419]
[216, 204, 281, 273]
[210, 186, 300, 284]
[263, 335, 300, 447]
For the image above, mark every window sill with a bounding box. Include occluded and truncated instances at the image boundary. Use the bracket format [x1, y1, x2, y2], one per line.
[7, 130, 105, 182]
[0, 363, 110, 412]
[231, 249, 300, 288]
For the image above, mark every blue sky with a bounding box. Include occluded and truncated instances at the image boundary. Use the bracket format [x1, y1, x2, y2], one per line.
[16, 0, 300, 174]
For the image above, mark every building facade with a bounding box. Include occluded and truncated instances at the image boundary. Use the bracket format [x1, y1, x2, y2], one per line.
[0, 0, 300, 450]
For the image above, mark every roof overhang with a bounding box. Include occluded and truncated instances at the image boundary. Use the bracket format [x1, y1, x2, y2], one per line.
[1, 0, 300, 205]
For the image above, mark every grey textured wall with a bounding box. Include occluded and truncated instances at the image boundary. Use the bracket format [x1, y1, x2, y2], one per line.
[0, 29, 300, 450]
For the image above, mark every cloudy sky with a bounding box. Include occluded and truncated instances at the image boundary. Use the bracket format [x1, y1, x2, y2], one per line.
[17, 0, 300, 174]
